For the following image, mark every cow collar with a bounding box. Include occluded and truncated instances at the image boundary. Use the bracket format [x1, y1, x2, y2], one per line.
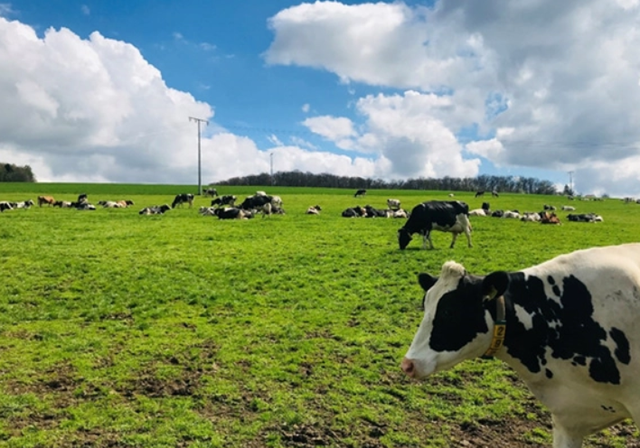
[481, 295, 506, 359]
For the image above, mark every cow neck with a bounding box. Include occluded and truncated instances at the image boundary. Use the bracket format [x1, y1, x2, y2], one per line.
[481, 295, 507, 359]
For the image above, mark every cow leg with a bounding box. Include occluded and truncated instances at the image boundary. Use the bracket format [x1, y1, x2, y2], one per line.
[423, 232, 434, 250]
[551, 417, 584, 448]
[464, 228, 472, 247]
[450, 233, 458, 248]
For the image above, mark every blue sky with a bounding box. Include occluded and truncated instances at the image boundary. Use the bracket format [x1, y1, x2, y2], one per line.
[1, 1, 640, 195]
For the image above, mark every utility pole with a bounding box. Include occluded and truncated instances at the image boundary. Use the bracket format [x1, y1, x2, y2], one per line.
[568, 171, 574, 193]
[270, 152, 274, 185]
[189, 116, 208, 195]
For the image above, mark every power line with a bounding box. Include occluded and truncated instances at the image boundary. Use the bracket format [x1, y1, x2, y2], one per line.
[189, 116, 209, 195]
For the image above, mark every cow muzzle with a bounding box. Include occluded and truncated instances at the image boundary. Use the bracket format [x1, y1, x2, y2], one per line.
[401, 357, 416, 377]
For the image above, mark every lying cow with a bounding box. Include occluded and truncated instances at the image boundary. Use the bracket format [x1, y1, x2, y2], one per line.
[12, 200, 34, 209]
[214, 207, 251, 220]
[398, 201, 472, 250]
[561, 205, 576, 211]
[567, 213, 603, 223]
[540, 211, 561, 224]
[0, 201, 12, 212]
[341, 206, 366, 218]
[172, 193, 194, 208]
[364, 205, 391, 218]
[401, 243, 640, 448]
[306, 205, 322, 215]
[53, 200, 72, 208]
[139, 204, 171, 215]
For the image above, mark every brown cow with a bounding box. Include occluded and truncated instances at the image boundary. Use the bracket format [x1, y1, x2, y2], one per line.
[540, 211, 561, 224]
[38, 196, 55, 207]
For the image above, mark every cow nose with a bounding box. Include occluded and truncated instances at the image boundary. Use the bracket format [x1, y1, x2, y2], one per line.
[401, 357, 416, 377]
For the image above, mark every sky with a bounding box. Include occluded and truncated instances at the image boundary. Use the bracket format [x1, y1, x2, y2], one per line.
[1, 1, 640, 196]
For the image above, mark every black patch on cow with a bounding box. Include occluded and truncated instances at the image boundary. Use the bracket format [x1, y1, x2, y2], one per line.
[545, 368, 553, 379]
[503, 273, 623, 385]
[429, 276, 489, 352]
[609, 328, 631, 365]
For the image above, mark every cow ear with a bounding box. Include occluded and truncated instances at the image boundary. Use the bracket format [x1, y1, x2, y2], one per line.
[418, 273, 438, 292]
[482, 271, 509, 300]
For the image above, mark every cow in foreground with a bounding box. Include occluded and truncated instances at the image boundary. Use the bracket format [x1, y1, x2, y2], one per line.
[401, 243, 640, 447]
[398, 201, 472, 250]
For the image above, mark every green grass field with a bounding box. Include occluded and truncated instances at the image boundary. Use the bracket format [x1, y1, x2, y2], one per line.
[0, 184, 638, 447]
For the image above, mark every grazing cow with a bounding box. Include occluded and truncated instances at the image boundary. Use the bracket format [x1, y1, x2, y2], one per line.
[354, 189, 367, 198]
[240, 194, 281, 211]
[567, 213, 603, 223]
[540, 211, 560, 224]
[0, 201, 13, 212]
[401, 244, 640, 448]
[172, 193, 194, 208]
[38, 196, 55, 207]
[387, 199, 401, 210]
[139, 204, 171, 215]
[214, 207, 250, 220]
[306, 205, 321, 215]
[204, 188, 218, 197]
[475, 190, 485, 197]
[398, 201, 472, 250]
[561, 205, 576, 211]
[211, 195, 236, 207]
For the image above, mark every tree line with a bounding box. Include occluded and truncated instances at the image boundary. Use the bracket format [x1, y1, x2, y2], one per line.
[215, 171, 558, 195]
[0, 163, 36, 182]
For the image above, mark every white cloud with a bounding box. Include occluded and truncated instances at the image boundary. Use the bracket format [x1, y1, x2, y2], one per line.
[266, 1, 640, 195]
[81, 5, 90, 16]
[302, 91, 481, 179]
[302, 115, 356, 140]
[0, 17, 393, 184]
[267, 134, 283, 146]
[301, 103, 310, 113]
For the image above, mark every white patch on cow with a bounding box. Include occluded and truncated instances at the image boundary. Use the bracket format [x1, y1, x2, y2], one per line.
[513, 304, 534, 330]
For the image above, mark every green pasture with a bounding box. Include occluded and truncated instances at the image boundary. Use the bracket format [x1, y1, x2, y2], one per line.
[0, 184, 638, 447]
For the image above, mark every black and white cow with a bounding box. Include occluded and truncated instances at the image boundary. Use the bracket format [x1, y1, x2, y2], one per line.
[214, 207, 250, 220]
[0, 201, 12, 212]
[139, 204, 171, 215]
[204, 188, 218, 197]
[354, 189, 367, 197]
[211, 195, 236, 207]
[398, 201, 472, 250]
[387, 199, 401, 210]
[567, 213, 603, 223]
[172, 193, 194, 208]
[401, 244, 640, 447]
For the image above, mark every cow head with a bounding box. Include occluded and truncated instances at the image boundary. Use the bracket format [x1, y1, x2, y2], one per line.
[401, 261, 509, 378]
[398, 228, 412, 250]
